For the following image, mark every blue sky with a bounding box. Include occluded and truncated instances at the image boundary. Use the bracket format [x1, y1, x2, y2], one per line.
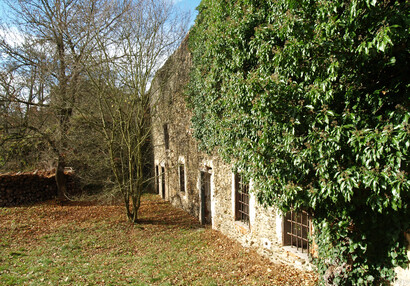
[0, 1, 202, 27]
[173, 0, 201, 27]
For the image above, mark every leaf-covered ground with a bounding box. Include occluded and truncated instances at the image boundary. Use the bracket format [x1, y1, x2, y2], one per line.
[0, 193, 318, 285]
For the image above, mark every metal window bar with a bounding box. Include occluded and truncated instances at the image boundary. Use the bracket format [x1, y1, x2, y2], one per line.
[236, 175, 250, 224]
[287, 210, 310, 253]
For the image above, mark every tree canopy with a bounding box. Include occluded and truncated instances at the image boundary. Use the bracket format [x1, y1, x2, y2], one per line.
[187, 0, 409, 284]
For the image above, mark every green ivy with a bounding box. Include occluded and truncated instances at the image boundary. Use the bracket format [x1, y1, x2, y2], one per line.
[187, 0, 409, 284]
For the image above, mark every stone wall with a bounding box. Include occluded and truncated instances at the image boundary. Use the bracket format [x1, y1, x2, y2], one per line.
[151, 34, 201, 218]
[394, 232, 410, 286]
[151, 36, 410, 281]
[0, 171, 77, 207]
[208, 159, 311, 269]
[150, 35, 312, 270]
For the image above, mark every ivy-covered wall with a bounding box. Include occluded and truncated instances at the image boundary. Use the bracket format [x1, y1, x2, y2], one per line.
[150, 34, 315, 271]
[187, 0, 409, 285]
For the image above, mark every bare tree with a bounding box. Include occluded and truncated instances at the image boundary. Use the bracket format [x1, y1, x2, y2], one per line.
[86, 0, 189, 222]
[0, 0, 189, 216]
[0, 33, 52, 170]
[0, 0, 125, 199]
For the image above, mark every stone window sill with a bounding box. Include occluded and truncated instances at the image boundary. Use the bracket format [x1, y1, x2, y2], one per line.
[234, 220, 250, 234]
[282, 246, 309, 262]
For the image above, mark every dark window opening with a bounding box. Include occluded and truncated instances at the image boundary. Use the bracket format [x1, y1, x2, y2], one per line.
[283, 210, 311, 253]
[179, 164, 185, 192]
[163, 124, 169, 150]
[161, 166, 165, 199]
[155, 165, 159, 194]
[235, 174, 249, 225]
[200, 168, 212, 225]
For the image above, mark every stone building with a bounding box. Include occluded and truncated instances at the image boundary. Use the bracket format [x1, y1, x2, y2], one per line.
[150, 36, 314, 270]
[150, 36, 410, 284]
[150, 35, 410, 284]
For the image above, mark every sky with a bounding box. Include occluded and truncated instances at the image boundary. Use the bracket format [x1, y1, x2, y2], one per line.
[0, 0, 202, 48]
[173, 0, 201, 27]
[0, 1, 202, 26]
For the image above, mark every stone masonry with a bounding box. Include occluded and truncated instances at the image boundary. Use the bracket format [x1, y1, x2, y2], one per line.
[150, 35, 312, 270]
[150, 34, 410, 282]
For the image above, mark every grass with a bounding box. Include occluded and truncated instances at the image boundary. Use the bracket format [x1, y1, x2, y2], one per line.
[0, 194, 317, 285]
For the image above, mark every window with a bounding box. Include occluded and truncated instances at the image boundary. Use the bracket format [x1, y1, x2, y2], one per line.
[234, 174, 249, 225]
[155, 165, 159, 194]
[161, 166, 166, 199]
[179, 164, 185, 193]
[283, 210, 311, 253]
[200, 168, 212, 225]
[163, 124, 169, 150]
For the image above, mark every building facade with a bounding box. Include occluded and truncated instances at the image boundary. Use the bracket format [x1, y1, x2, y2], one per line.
[150, 37, 314, 270]
[150, 37, 410, 284]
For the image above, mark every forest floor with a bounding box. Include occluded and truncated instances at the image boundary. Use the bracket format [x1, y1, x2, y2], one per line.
[0, 193, 318, 285]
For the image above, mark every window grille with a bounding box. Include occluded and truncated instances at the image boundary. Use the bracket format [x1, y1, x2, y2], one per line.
[283, 210, 311, 253]
[235, 174, 249, 225]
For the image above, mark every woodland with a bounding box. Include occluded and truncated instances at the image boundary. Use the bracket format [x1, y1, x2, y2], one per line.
[0, 0, 189, 221]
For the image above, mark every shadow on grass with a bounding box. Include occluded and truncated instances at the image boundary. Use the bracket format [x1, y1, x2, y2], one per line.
[7, 193, 203, 230]
[137, 199, 203, 230]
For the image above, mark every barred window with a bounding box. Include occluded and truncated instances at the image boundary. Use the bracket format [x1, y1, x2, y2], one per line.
[235, 174, 249, 225]
[179, 164, 185, 193]
[283, 210, 311, 253]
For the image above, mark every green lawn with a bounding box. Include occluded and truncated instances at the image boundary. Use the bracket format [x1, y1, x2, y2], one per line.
[0, 194, 317, 285]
